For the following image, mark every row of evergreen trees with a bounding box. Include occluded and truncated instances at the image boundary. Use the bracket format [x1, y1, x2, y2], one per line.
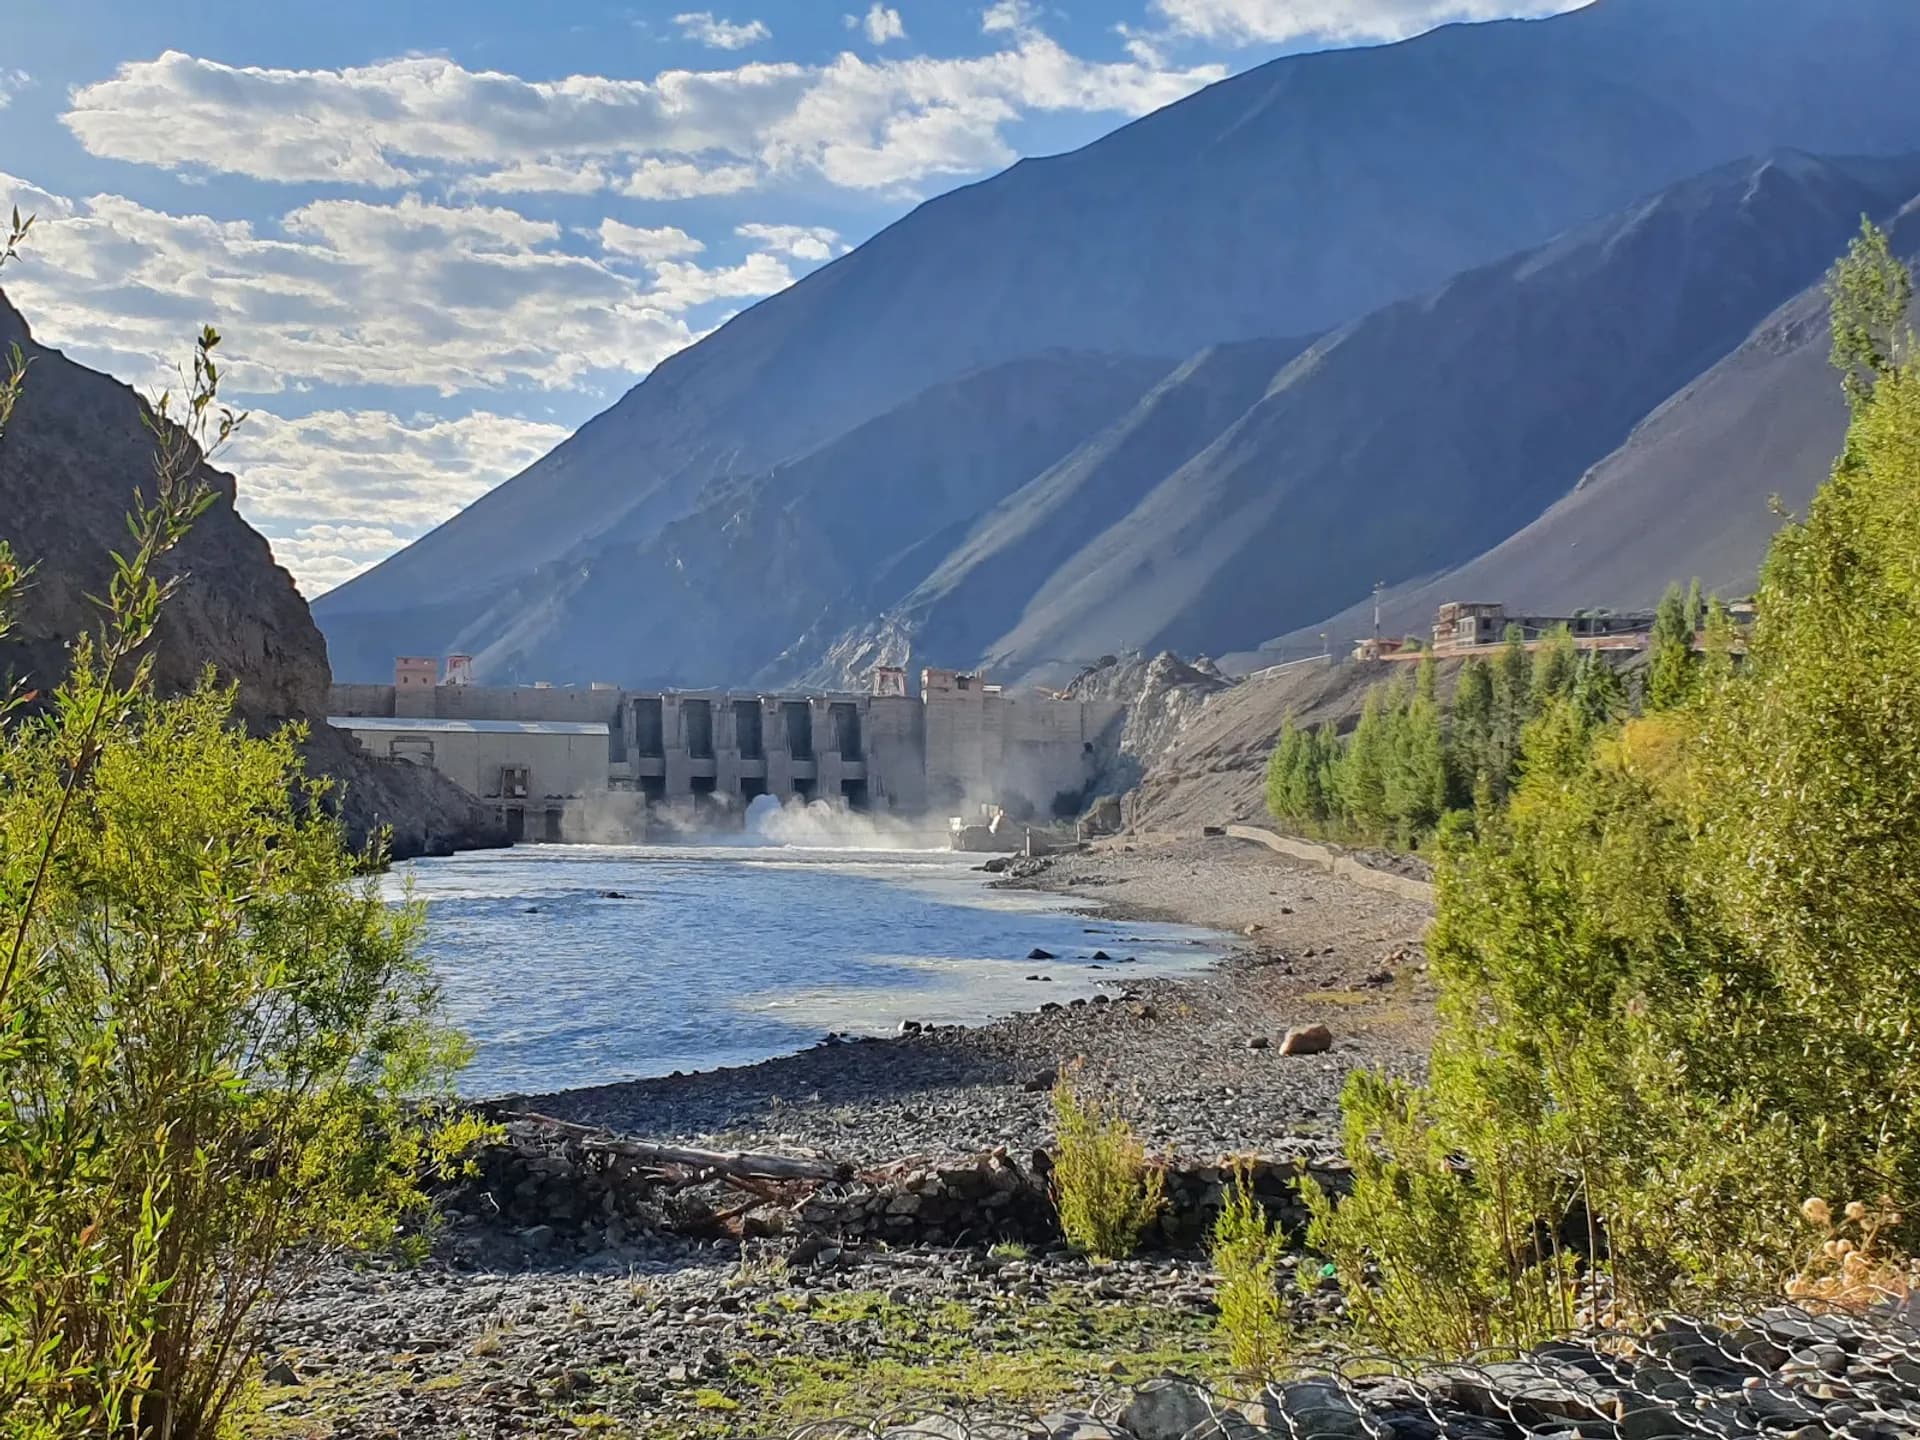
[1308, 222, 1920, 1351]
[1265, 585, 1739, 847]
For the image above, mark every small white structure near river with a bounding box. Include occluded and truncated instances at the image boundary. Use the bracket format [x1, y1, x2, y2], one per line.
[326, 716, 610, 842]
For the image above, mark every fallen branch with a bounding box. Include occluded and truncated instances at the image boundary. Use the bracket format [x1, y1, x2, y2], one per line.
[585, 1138, 846, 1182]
[501, 1110, 849, 1182]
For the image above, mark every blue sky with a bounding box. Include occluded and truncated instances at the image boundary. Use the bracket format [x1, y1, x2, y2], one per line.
[0, 0, 1576, 594]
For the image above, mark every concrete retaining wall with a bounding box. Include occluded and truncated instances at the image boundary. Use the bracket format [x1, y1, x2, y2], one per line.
[1223, 825, 1434, 904]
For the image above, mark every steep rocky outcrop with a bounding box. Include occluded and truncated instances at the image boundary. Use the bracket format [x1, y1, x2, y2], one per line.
[0, 290, 503, 858]
[1062, 652, 1233, 800]
[315, 0, 1920, 688]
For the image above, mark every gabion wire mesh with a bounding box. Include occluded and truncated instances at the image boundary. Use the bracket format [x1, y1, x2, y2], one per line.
[740, 1304, 1920, 1440]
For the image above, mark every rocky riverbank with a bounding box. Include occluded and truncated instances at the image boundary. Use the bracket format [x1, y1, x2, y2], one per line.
[256, 835, 1437, 1438]
[511, 835, 1433, 1164]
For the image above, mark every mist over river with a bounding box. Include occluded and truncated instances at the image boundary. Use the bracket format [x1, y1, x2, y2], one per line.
[385, 820, 1224, 1097]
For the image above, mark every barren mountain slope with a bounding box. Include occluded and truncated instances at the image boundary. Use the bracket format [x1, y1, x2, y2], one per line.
[881, 152, 1920, 685]
[1249, 198, 1920, 662]
[315, 0, 1920, 688]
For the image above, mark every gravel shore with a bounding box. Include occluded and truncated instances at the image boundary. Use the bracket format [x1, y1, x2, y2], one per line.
[264, 836, 1437, 1438]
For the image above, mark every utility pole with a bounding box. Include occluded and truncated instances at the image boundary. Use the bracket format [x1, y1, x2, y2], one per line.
[1373, 581, 1385, 646]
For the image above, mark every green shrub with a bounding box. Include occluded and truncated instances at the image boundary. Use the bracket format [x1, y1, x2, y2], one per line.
[1050, 1074, 1164, 1260]
[0, 289, 487, 1438]
[1307, 225, 1920, 1351]
[1211, 1165, 1291, 1379]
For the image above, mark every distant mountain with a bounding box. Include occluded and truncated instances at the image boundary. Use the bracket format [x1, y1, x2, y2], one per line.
[315, 0, 1920, 688]
[818, 151, 1920, 684]
[442, 352, 1170, 687]
[1249, 195, 1920, 662]
[0, 291, 503, 858]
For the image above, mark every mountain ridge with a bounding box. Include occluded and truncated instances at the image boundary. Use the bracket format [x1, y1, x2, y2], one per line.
[1247, 196, 1920, 664]
[314, 0, 1920, 688]
[805, 150, 1920, 685]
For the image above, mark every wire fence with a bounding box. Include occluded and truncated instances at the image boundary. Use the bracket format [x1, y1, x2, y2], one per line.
[744, 1303, 1920, 1440]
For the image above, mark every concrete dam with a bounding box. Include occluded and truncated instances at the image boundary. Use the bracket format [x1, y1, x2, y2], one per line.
[329, 661, 1125, 843]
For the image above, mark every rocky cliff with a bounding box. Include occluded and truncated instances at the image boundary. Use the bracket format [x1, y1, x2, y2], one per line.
[0, 289, 503, 859]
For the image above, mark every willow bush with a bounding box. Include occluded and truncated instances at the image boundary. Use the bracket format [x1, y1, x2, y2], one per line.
[0, 229, 487, 1439]
[1307, 222, 1920, 1354]
[1050, 1073, 1165, 1261]
[1211, 1164, 1292, 1380]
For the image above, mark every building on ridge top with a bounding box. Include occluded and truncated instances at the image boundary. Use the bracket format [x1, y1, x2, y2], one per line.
[1429, 601, 1657, 655]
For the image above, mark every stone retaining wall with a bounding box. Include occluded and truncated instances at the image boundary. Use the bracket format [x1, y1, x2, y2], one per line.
[1223, 824, 1435, 903]
[444, 1121, 1350, 1256]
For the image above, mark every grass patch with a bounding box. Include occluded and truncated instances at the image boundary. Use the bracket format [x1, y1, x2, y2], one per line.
[636, 1285, 1226, 1438]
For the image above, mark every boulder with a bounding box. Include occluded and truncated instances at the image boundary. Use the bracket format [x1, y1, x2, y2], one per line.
[1120, 1378, 1218, 1440]
[1280, 1024, 1334, 1056]
[1256, 1379, 1372, 1440]
[883, 1418, 969, 1440]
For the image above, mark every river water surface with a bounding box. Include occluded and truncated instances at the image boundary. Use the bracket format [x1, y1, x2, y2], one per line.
[387, 830, 1223, 1097]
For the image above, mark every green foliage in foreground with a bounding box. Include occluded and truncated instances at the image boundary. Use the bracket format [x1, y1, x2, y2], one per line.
[1049, 1075, 1165, 1261]
[0, 253, 485, 1438]
[1211, 1166, 1291, 1381]
[1307, 222, 1920, 1355]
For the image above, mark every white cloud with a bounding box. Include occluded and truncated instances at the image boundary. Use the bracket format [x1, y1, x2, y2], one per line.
[854, 4, 908, 44]
[618, 158, 761, 199]
[0, 174, 810, 401]
[595, 219, 706, 261]
[62, 42, 1222, 199]
[224, 408, 573, 593]
[1115, 23, 1169, 66]
[647, 252, 795, 310]
[1148, 0, 1582, 46]
[0, 69, 29, 110]
[673, 12, 772, 49]
[982, 1, 1038, 34]
[0, 168, 853, 594]
[735, 222, 844, 261]
[457, 159, 613, 196]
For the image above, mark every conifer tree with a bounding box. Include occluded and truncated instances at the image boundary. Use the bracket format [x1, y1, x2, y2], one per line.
[1485, 625, 1533, 798]
[1338, 685, 1395, 836]
[1647, 582, 1697, 710]
[1702, 595, 1738, 683]
[1531, 626, 1578, 703]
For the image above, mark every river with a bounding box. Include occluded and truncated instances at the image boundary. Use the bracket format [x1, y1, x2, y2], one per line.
[386, 819, 1223, 1097]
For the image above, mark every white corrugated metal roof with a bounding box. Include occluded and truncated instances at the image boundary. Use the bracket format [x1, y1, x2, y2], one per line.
[327, 716, 609, 737]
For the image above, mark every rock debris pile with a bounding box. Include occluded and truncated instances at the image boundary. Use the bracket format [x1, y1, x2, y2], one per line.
[439, 1117, 1353, 1262]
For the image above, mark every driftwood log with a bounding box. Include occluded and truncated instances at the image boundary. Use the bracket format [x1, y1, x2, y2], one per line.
[502, 1110, 852, 1182]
